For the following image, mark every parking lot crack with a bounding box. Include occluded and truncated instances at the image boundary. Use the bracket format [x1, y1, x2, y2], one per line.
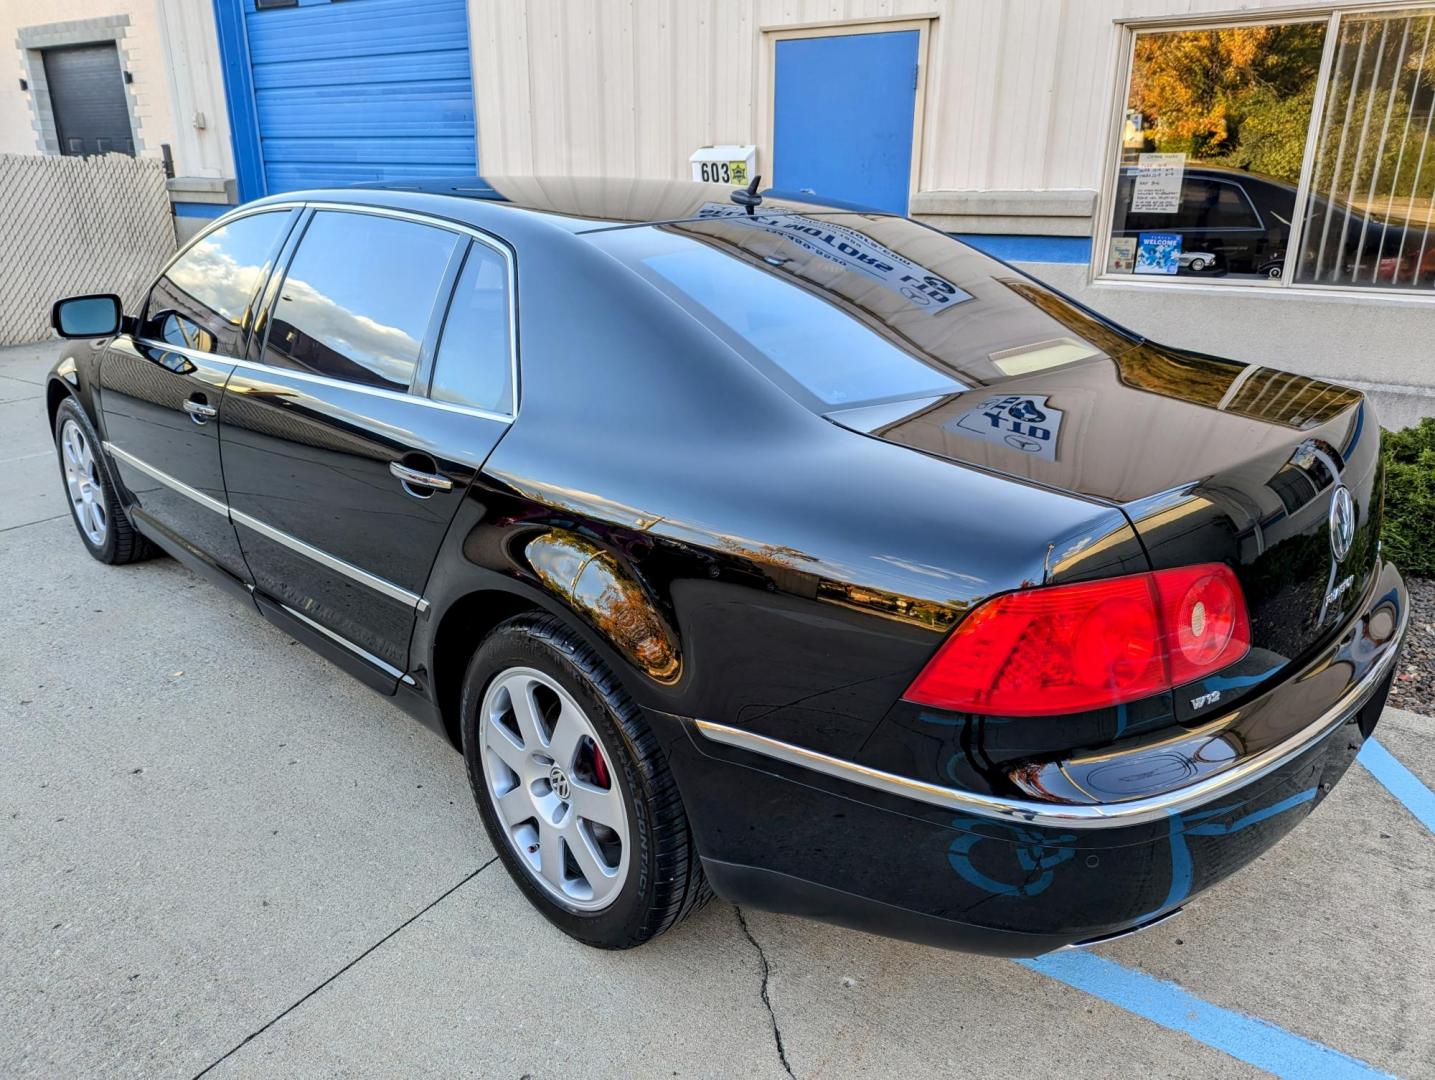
[735, 905, 795, 1079]
[190, 856, 499, 1079]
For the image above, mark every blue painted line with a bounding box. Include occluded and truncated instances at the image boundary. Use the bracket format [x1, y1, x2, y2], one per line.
[1359, 736, 1435, 835]
[1020, 950, 1394, 1079]
[954, 234, 1093, 264]
[172, 202, 230, 219]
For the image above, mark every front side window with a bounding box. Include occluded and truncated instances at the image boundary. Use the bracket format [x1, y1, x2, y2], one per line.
[143, 211, 292, 357]
[429, 242, 514, 415]
[1105, 8, 1435, 293]
[263, 211, 459, 392]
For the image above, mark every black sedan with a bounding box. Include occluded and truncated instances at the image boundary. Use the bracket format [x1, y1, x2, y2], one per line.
[46, 177, 1406, 954]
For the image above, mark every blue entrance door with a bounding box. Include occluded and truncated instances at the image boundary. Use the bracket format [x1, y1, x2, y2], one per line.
[773, 30, 919, 214]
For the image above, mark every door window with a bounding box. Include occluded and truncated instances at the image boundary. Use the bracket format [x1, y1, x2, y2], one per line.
[263, 211, 459, 392]
[143, 211, 293, 358]
[428, 243, 514, 415]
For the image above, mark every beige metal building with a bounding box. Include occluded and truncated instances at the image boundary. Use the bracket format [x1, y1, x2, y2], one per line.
[3, 0, 1431, 418]
[471, 0, 1435, 420]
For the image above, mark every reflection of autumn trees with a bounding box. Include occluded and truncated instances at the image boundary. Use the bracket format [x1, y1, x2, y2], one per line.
[994, 276, 1360, 428]
[1129, 17, 1435, 222]
[527, 532, 681, 681]
[708, 530, 960, 630]
[1129, 23, 1328, 183]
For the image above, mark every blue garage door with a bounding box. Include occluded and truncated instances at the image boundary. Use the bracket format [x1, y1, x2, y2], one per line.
[773, 30, 919, 214]
[241, 0, 476, 193]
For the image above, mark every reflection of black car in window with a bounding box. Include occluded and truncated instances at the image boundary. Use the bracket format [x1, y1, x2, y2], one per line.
[1114, 165, 1292, 278]
[1113, 164, 1417, 282]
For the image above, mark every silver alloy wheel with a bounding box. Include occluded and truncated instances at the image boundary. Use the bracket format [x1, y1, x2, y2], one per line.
[479, 666, 630, 911]
[60, 418, 107, 547]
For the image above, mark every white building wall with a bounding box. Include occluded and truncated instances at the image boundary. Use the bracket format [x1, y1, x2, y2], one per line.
[470, 0, 1344, 209]
[0, 0, 232, 184]
[154, 0, 234, 182]
[467, 0, 1434, 400]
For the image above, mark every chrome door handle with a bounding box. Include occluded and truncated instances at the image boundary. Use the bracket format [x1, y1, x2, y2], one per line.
[184, 399, 217, 424]
[389, 461, 453, 493]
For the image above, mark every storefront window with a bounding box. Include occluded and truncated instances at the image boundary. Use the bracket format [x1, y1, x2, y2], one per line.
[1105, 7, 1435, 295]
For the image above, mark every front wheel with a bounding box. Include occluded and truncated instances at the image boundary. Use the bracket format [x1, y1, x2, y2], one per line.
[460, 613, 709, 948]
[53, 396, 155, 564]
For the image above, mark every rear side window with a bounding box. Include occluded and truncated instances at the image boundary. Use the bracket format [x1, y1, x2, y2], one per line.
[263, 210, 459, 392]
[1174, 181, 1261, 230]
[143, 211, 291, 357]
[428, 242, 513, 415]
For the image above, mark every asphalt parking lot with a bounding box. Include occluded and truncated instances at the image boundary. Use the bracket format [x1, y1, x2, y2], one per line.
[3, 340, 1434, 1079]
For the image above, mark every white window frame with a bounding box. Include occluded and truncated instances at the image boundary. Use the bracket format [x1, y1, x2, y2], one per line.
[1093, 1, 1435, 303]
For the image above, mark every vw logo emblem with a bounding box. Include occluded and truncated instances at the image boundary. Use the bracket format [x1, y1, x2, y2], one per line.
[548, 764, 571, 801]
[1329, 485, 1355, 563]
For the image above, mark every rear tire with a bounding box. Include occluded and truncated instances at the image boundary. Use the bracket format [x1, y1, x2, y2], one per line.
[460, 613, 710, 948]
[53, 396, 156, 565]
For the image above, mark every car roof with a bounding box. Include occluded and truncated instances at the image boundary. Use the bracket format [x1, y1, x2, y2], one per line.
[243, 175, 894, 234]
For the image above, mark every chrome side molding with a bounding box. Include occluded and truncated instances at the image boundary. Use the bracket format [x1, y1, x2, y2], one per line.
[104, 442, 228, 516]
[102, 440, 429, 615]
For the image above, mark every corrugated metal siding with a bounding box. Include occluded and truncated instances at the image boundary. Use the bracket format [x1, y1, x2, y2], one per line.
[247, 0, 475, 192]
[469, 0, 1339, 195]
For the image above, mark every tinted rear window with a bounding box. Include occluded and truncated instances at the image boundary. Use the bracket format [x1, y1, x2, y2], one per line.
[590, 213, 1138, 411]
[590, 226, 964, 407]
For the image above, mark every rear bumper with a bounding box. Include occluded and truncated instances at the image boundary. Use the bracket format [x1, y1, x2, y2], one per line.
[671, 562, 1405, 956]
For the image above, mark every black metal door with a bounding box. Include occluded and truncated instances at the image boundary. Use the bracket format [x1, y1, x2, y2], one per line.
[42, 43, 134, 156]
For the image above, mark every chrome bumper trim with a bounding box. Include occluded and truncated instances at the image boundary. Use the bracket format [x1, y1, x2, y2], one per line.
[695, 599, 1406, 830]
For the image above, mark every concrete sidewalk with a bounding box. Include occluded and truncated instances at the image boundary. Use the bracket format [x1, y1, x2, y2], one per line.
[2, 340, 1433, 1079]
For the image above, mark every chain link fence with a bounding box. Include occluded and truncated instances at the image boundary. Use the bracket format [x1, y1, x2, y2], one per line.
[0, 153, 175, 346]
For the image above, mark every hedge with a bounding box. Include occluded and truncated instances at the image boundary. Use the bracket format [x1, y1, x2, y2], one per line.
[1382, 418, 1435, 580]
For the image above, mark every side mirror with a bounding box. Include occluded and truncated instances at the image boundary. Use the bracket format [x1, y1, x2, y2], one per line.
[52, 294, 123, 339]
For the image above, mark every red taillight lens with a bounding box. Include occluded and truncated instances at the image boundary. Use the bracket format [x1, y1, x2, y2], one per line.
[904, 564, 1249, 717]
[1155, 564, 1249, 686]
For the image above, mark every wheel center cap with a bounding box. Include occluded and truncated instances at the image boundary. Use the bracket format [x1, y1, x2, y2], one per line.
[548, 765, 571, 801]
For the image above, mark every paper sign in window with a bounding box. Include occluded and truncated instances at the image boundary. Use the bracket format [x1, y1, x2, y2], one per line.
[1131, 153, 1185, 214]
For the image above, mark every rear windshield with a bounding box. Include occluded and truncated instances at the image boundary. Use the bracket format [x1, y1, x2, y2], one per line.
[590, 226, 962, 407]
[589, 212, 1138, 411]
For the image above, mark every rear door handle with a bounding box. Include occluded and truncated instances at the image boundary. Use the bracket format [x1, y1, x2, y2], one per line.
[184, 398, 217, 424]
[389, 461, 454, 494]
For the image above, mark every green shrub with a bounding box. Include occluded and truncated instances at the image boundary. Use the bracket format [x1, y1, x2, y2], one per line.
[1382, 419, 1435, 579]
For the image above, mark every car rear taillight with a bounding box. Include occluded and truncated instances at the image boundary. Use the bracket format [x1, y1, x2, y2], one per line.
[903, 564, 1250, 717]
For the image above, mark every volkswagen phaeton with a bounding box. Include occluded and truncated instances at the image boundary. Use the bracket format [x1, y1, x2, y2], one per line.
[46, 177, 1406, 953]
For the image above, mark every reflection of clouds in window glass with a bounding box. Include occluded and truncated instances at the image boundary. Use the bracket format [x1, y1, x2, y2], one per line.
[276, 273, 424, 385]
[273, 212, 457, 389]
[168, 213, 288, 325]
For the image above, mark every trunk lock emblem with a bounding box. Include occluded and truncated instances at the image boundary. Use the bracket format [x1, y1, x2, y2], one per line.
[1329, 486, 1355, 562]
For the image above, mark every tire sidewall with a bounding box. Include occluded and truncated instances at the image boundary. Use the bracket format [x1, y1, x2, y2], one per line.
[53, 397, 121, 563]
[460, 619, 658, 946]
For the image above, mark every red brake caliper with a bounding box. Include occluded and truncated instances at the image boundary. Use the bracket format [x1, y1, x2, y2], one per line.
[591, 743, 610, 788]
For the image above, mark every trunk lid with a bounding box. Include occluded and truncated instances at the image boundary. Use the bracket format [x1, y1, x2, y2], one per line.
[831, 342, 1383, 714]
